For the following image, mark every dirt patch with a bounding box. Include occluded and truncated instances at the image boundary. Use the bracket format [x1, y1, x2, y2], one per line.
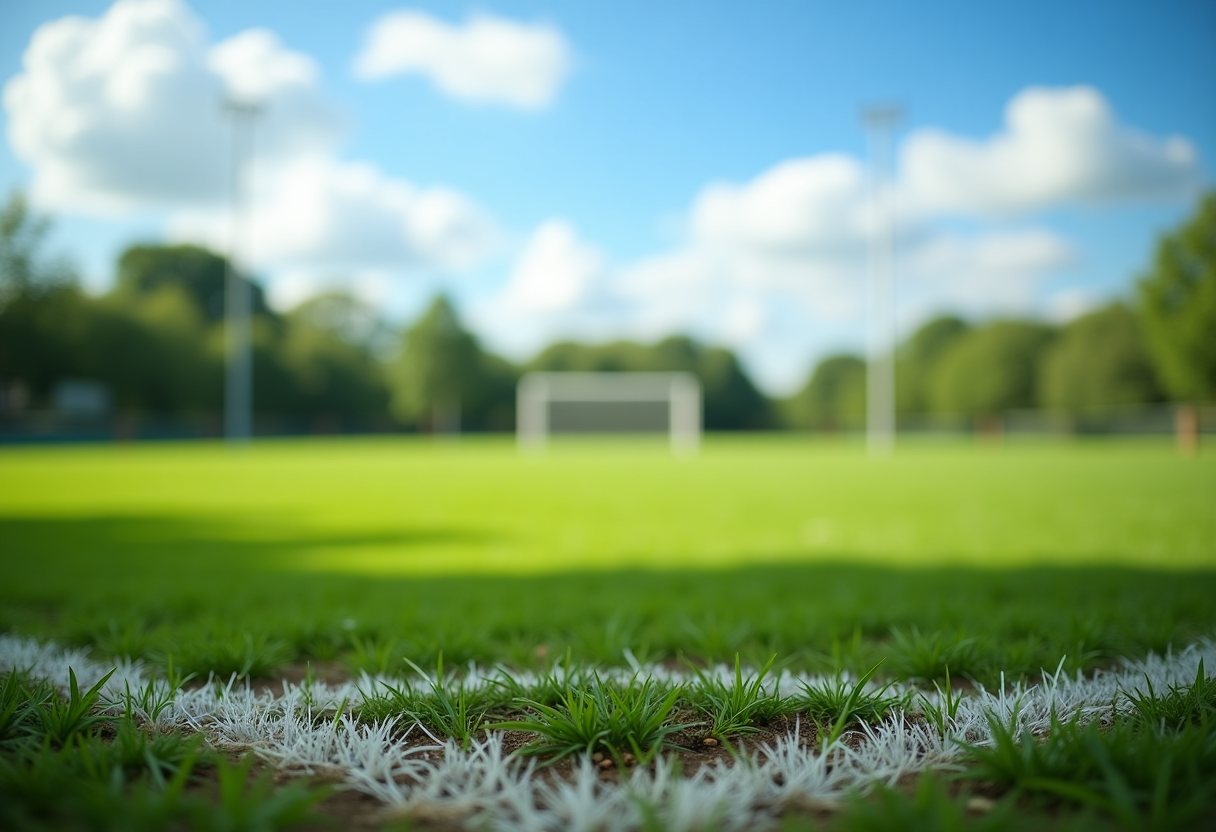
[267, 661, 353, 691]
[306, 787, 400, 832]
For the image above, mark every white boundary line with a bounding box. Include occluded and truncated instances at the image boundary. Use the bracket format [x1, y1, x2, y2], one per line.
[3, 634, 1213, 831]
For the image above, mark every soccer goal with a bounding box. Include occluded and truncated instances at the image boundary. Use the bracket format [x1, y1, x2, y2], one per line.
[517, 372, 702, 454]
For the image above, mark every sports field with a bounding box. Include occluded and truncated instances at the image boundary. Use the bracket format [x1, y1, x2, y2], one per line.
[2, 436, 1215, 830]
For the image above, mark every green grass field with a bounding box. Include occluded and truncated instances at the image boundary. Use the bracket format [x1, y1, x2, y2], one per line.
[2, 435, 1215, 830]
[3, 436, 1215, 665]
[4, 435, 1213, 575]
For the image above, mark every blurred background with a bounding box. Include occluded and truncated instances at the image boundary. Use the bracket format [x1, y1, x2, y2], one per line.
[1, 0, 1213, 443]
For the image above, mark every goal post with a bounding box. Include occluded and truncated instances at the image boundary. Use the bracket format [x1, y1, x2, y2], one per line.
[517, 372, 702, 455]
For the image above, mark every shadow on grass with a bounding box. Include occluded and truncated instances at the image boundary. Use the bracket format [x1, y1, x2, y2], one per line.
[0, 514, 496, 578]
[2, 512, 1215, 676]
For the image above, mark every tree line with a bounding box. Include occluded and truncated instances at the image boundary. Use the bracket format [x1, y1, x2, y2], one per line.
[786, 192, 1215, 429]
[1, 191, 1213, 433]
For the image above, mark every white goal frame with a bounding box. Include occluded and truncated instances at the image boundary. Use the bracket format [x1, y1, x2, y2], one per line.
[517, 372, 701, 455]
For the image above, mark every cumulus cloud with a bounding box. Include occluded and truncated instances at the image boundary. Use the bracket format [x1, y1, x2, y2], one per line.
[169, 156, 499, 273]
[899, 229, 1076, 317]
[352, 10, 571, 110]
[266, 268, 395, 314]
[721, 297, 766, 347]
[490, 147, 1078, 390]
[5, 0, 501, 279]
[208, 27, 316, 101]
[621, 155, 875, 325]
[1045, 288, 1100, 323]
[4, 0, 341, 213]
[601, 85, 1191, 367]
[497, 220, 604, 315]
[902, 85, 1203, 216]
[690, 155, 871, 257]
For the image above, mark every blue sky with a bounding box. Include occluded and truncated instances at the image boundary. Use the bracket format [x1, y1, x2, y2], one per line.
[2, 0, 1213, 392]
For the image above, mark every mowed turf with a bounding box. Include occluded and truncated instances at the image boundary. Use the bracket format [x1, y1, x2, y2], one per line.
[1, 434, 1214, 677]
[2, 434, 1212, 572]
[3, 435, 1216, 831]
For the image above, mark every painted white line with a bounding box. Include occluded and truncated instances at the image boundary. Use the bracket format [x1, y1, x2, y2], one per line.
[3, 634, 1213, 831]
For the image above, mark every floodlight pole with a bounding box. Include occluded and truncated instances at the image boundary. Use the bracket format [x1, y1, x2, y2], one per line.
[862, 105, 902, 457]
[223, 99, 261, 444]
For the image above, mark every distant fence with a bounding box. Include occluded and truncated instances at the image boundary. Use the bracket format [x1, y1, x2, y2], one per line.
[0, 411, 398, 444]
[896, 402, 1216, 438]
[0, 402, 1212, 445]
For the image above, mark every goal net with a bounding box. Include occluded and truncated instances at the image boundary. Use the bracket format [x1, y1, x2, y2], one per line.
[517, 372, 701, 454]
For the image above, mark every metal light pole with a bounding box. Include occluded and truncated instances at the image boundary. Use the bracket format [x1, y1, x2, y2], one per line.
[224, 99, 261, 444]
[861, 105, 902, 457]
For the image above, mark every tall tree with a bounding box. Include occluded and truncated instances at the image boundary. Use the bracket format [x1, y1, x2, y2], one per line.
[0, 191, 75, 307]
[897, 315, 970, 414]
[1137, 192, 1216, 402]
[1038, 304, 1161, 411]
[0, 192, 85, 406]
[391, 295, 513, 431]
[288, 291, 395, 357]
[782, 354, 866, 430]
[281, 292, 391, 421]
[930, 321, 1056, 416]
[115, 244, 272, 323]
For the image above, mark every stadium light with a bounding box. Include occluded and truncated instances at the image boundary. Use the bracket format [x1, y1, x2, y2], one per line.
[223, 99, 261, 444]
[861, 105, 902, 456]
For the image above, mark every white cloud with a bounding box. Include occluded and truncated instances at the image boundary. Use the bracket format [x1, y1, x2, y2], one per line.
[1045, 288, 1100, 323]
[5, 0, 501, 281]
[3, 0, 342, 213]
[479, 87, 1169, 389]
[497, 220, 603, 314]
[266, 268, 395, 313]
[620, 155, 875, 327]
[902, 85, 1203, 216]
[589, 85, 1189, 381]
[473, 219, 626, 359]
[168, 156, 499, 273]
[899, 229, 1076, 318]
[495, 150, 1078, 391]
[721, 297, 766, 347]
[690, 155, 871, 257]
[352, 10, 571, 110]
[208, 28, 316, 101]
[472, 156, 881, 378]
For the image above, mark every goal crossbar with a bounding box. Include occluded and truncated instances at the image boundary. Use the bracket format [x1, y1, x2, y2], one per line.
[517, 372, 701, 454]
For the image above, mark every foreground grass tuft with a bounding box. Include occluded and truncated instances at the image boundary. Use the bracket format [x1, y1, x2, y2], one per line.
[962, 715, 1216, 830]
[1126, 658, 1216, 730]
[487, 674, 691, 765]
[686, 653, 792, 738]
[797, 661, 907, 746]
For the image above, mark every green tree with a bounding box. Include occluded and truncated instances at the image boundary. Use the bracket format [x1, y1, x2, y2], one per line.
[782, 354, 865, 430]
[1038, 304, 1161, 411]
[529, 339, 647, 373]
[281, 293, 391, 422]
[930, 321, 1056, 416]
[391, 295, 515, 431]
[98, 289, 220, 413]
[3, 208, 398, 424]
[115, 243, 272, 323]
[0, 286, 92, 406]
[896, 315, 969, 415]
[0, 191, 75, 308]
[1137, 192, 1216, 402]
[0, 192, 86, 406]
[288, 291, 395, 358]
[1, 276, 208, 414]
